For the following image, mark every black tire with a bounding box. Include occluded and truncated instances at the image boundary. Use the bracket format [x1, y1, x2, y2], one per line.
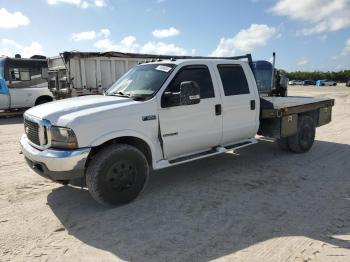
[86, 144, 149, 206]
[277, 137, 290, 151]
[287, 116, 315, 153]
[35, 97, 52, 105]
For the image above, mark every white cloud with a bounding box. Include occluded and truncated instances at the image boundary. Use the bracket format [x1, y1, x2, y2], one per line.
[341, 37, 350, 56]
[94, 39, 115, 50]
[94, 36, 188, 55]
[48, 0, 81, 6]
[72, 31, 96, 41]
[1, 39, 22, 49]
[210, 24, 276, 56]
[0, 8, 30, 29]
[47, 0, 107, 8]
[152, 27, 180, 38]
[22, 42, 45, 58]
[0, 39, 44, 58]
[99, 28, 111, 38]
[95, 0, 106, 7]
[270, 0, 350, 35]
[140, 42, 187, 55]
[72, 28, 111, 41]
[297, 59, 308, 66]
[94, 36, 139, 53]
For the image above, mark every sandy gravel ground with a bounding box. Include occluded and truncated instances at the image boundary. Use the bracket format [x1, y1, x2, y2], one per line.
[0, 86, 349, 262]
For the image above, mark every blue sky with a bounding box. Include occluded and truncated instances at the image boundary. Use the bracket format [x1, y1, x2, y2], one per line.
[0, 0, 349, 71]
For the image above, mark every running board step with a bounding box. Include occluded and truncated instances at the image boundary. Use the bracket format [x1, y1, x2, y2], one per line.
[155, 138, 257, 170]
[224, 140, 256, 150]
[169, 148, 218, 164]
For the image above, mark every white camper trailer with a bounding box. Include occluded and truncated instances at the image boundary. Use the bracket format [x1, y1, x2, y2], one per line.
[47, 52, 173, 98]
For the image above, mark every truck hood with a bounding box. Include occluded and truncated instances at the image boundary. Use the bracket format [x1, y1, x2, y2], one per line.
[25, 95, 140, 126]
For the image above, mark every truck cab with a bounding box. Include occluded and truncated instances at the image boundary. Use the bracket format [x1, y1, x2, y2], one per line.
[20, 56, 334, 206]
[0, 57, 54, 111]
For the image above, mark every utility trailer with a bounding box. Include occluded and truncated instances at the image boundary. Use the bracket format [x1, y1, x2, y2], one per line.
[48, 52, 288, 99]
[48, 52, 182, 98]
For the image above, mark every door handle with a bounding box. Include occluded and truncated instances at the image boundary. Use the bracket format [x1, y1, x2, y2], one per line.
[215, 104, 222, 115]
[250, 100, 256, 110]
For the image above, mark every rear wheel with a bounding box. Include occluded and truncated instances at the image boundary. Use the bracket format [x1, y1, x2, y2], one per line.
[86, 144, 149, 206]
[287, 116, 315, 153]
[276, 137, 290, 151]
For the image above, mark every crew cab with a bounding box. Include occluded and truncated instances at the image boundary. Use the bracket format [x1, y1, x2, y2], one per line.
[0, 57, 53, 111]
[20, 55, 334, 206]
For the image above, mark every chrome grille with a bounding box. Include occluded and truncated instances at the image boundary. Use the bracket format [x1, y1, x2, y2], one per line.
[24, 119, 40, 145]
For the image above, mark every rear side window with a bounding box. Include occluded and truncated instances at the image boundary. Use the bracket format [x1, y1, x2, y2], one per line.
[167, 65, 215, 99]
[218, 65, 250, 96]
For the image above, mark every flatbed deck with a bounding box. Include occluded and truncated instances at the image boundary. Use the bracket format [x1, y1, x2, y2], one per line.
[260, 96, 335, 118]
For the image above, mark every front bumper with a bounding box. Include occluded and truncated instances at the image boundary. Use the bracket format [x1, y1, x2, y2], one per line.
[20, 135, 91, 181]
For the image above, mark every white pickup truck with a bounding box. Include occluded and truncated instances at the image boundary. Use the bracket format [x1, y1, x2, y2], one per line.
[20, 55, 334, 206]
[0, 57, 53, 112]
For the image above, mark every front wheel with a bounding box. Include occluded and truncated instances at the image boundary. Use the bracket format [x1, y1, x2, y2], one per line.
[86, 144, 149, 206]
[287, 116, 315, 153]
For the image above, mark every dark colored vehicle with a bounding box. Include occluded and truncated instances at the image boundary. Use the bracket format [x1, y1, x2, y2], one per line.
[304, 80, 316, 85]
[346, 80, 350, 87]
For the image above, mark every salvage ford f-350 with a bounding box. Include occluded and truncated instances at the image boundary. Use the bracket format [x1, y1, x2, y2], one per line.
[20, 54, 334, 206]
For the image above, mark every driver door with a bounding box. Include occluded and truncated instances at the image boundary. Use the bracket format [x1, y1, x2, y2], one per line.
[158, 64, 222, 159]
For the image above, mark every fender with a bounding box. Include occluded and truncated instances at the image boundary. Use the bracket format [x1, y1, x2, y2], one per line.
[90, 129, 162, 169]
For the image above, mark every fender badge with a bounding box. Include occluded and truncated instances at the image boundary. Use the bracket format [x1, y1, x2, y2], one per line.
[142, 115, 157, 121]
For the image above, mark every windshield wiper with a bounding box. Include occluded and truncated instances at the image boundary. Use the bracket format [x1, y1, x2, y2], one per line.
[110, 91, 130, 98]
[109, 91, 152, 101]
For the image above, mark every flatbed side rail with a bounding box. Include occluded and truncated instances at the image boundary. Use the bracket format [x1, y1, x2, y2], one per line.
[260, 99, 335, 119]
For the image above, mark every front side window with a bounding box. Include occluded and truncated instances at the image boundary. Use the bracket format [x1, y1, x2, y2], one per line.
[167, 65, 215, 99]
[218, 65, 250, 96]
[9, 68, 31, 81]
[106, 63, 175, 99]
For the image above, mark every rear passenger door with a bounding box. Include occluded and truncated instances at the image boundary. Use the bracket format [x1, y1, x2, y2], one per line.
[213, 62, 259, 145]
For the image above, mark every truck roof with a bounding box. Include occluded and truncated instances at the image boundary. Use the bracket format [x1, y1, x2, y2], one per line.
[54, 51, 253, 64]
[140, 58, 248, 66]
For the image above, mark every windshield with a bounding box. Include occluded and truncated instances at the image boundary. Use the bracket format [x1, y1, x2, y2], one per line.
[0, 58, 4, 79]
[106, 63, 175, 99]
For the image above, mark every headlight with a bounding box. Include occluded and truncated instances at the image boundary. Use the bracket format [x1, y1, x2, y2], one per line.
[50, 126, 78, 149]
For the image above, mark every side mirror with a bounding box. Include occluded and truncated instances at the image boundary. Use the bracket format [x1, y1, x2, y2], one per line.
[180, 81, 200, 105]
